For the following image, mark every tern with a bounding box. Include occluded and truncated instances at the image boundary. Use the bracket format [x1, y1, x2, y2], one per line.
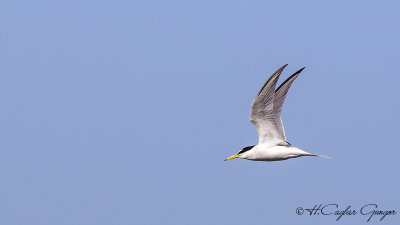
[225, 64, 328, 161]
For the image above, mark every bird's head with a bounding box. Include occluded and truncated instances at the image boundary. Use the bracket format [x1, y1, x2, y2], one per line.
[224, 145, 255, 161]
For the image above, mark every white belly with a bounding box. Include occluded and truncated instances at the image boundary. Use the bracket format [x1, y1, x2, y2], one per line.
[243, 145, 313, 161]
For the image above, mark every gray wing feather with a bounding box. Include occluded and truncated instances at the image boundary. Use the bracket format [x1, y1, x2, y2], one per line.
[250, 65, 287, 144]
[273, 67, 305, 140]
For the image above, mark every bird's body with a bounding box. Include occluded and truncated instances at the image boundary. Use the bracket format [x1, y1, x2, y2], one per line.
[225, 64, 328, 162]
[239, 144, 317, 161]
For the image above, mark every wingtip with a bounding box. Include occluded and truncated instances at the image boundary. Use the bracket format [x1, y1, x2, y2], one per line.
[294, 67, 306, 74]
[276, 64, 288, 72]
[256, 64, 288, 96]
[279, 65, 305, 76]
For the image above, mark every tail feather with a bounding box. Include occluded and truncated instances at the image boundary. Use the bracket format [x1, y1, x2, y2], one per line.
[315, 154, 330, 158]
[306, 153, 330, 158]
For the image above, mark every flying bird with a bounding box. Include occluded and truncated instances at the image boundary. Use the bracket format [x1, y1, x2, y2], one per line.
[225, 64, 328, 161]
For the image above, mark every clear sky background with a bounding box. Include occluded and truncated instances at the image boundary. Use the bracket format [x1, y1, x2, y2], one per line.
[1, 0, 399, 224]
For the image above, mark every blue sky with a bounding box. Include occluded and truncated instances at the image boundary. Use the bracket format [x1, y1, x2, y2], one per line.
[1, 0, 399, 224]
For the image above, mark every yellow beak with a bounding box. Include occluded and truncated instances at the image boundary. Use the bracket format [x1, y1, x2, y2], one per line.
[225, 154, 240, 161]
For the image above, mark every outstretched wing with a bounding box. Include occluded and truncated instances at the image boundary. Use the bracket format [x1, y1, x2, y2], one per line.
[249, 65, 287, 144]
[273, 67, 304, 140]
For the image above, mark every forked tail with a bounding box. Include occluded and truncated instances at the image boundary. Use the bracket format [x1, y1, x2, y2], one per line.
[314, 154, 330, 158]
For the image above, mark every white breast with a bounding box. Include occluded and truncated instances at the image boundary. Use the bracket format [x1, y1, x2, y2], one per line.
[241, 145, 312, 161]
